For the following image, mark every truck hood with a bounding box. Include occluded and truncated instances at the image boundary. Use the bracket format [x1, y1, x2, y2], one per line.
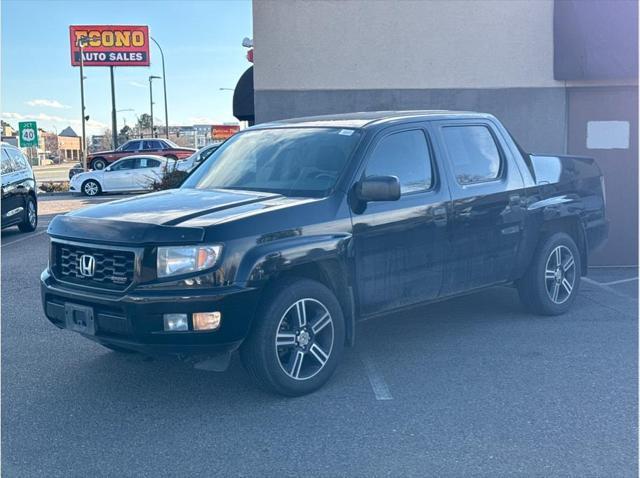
[47, 188, 311, 245]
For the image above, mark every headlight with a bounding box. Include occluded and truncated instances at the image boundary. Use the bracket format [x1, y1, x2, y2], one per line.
[157, 244, 222, 278]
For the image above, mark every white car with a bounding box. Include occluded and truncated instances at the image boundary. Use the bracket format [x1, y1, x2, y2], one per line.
[69, 155, 175, 196]
[175, 143, 220, 172]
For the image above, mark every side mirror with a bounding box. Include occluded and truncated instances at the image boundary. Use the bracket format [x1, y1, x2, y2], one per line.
[355, 175, 401, 202]
[104, 166, 111, 172]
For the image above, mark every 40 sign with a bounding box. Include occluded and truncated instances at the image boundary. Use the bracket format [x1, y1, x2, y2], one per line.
[18, 122, 38, 148]
[69, 25, 150, 67]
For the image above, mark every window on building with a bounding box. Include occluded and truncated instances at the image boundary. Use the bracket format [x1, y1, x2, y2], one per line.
[365, 129, 433, 194]
[441, 125, 502, 185]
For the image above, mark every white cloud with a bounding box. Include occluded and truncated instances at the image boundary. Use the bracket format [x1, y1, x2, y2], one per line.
[129, 81, 147, 88]
[25, 99, 71, 109]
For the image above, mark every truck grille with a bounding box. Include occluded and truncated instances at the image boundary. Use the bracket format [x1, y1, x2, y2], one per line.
[53, 242, 136, 291]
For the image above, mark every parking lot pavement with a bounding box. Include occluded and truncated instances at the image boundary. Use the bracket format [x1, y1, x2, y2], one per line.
[32, 164, 74, 182]
[2, 201, 637, 476]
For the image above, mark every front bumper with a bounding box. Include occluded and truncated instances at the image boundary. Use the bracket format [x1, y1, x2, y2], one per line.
[41, 269, 261, 357]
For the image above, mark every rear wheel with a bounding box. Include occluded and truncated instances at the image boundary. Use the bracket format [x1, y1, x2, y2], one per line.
[18, 196, 37, 232]
[82, 179, 101, 196]
[518, 232, 581, 315]
[91, 158, 107, 170]
[240, 278, 345, 396]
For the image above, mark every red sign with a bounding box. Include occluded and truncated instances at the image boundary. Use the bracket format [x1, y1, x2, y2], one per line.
[69, 25, 150, 67]
[211, 125, 240, 141]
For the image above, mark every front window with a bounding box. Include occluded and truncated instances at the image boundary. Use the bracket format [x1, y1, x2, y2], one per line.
[118, 140, 140, 152]
[183, 128, 362, 197]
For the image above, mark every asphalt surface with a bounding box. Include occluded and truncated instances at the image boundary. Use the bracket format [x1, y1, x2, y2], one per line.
[2, 196, 637, 477]
[32, 164, 75, 182]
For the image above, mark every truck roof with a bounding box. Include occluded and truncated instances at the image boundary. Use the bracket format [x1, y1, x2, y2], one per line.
[254, 110, 496, 129]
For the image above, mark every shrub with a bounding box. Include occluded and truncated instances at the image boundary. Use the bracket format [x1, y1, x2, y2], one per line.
[150, 168, 189, 191]
[39, 181, 69, 193]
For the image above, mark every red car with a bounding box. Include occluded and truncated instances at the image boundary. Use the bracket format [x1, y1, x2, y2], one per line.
[87, 139, 196, 170]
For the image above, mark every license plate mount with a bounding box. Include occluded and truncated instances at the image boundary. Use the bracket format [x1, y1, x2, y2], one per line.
[64, 303, 95, 335]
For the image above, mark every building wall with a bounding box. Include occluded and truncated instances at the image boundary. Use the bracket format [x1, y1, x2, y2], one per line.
[252, 0, 638, 264]
[253, 0, 568, 152]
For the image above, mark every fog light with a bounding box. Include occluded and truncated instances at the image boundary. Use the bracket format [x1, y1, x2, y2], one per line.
[193, 312, 221, 331]
[164, 313, 188, 332]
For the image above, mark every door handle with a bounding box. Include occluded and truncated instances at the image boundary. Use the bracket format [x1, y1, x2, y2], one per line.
[432, 206, 448, 225]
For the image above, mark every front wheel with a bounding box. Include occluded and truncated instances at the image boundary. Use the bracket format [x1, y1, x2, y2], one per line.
[518, 232, 581, 315]
[82, 179, 101, 196]
[18, 196, 37, 232]
[240, 278, 345, 396]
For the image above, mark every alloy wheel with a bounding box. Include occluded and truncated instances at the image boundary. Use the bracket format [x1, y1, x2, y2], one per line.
[275, 298, 334, 381]
[84, 181, 99, 196]
[27, 200, 36, 227]
[544, 245, 576, 304]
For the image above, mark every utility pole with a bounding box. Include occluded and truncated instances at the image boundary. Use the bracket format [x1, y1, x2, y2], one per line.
[151, 37, 169, 138]
[149, 75, 161, 138]
[78, 38, 87, 171]
[110, 66, 117, 149]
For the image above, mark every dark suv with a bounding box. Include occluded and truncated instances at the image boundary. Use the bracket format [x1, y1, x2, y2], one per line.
[87, 139, 195, 170]
[41, 111, 607, 396]
[1, 142, 38, 233]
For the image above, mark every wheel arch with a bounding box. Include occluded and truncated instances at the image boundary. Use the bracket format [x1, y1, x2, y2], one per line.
[539, 216, 588, 275]
[238, 236, 356, 346]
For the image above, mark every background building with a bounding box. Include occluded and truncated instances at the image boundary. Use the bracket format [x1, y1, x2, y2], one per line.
[252, 0, 638, 266]
[57, 126, 81, 162]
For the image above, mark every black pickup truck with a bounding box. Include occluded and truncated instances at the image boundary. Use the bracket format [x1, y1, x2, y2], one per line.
[41, 111, 607, 396]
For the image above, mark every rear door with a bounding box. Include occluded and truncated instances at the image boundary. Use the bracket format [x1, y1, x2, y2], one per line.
[143, 140, 164, 155]
[352, 126, 450, 316]
[132, 157, 163, 190]
[431, 120, 526, 295]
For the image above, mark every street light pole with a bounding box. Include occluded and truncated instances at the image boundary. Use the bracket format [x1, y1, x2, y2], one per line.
[78, 39, 87, 171]
[151, 37, 169, 138]
[148, 75, 161, 138]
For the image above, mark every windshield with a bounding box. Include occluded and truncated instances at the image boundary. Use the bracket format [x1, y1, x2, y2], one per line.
[182, 127, 362, 196]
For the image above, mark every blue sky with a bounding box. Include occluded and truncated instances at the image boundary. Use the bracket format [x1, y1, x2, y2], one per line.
[1, 0, 253, 136]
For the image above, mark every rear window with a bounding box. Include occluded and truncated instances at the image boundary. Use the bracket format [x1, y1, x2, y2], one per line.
[441, 125, 502, 185]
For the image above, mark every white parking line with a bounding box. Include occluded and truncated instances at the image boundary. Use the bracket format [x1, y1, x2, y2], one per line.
[582, 277, 632, 299]
[1, 230, 47, 247]
[600, 277, 638, 286]
[360, 351, 393, 401]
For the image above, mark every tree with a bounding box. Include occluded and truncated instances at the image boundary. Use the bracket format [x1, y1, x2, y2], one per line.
[138, 114, 152, 130]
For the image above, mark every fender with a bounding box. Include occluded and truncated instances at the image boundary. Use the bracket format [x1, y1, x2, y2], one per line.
[236, 233, 352, 286]
[235, 233, 356, 345]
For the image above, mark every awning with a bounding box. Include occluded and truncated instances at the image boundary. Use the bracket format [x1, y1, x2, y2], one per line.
[233, 66, 254, 124]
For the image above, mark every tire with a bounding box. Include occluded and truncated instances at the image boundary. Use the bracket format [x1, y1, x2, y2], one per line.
[100, 343, 138, 354]
[518, 232, 581, 316]
[91, 158, 107, 170]
[82, 179, 101, 196]
[18, 195, 37, 232]
[240, 278, 345, 396]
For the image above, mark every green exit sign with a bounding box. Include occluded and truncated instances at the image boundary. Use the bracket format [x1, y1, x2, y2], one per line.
[18, 121, 38, 148]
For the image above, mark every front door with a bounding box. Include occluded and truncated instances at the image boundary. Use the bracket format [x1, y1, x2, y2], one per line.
[351, 127, 450, 317]
[103, 158, 136, 191]
[432, 120, 526, 295]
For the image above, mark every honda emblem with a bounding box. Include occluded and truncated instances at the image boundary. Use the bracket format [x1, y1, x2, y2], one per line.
[79, 254, 96, 277]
